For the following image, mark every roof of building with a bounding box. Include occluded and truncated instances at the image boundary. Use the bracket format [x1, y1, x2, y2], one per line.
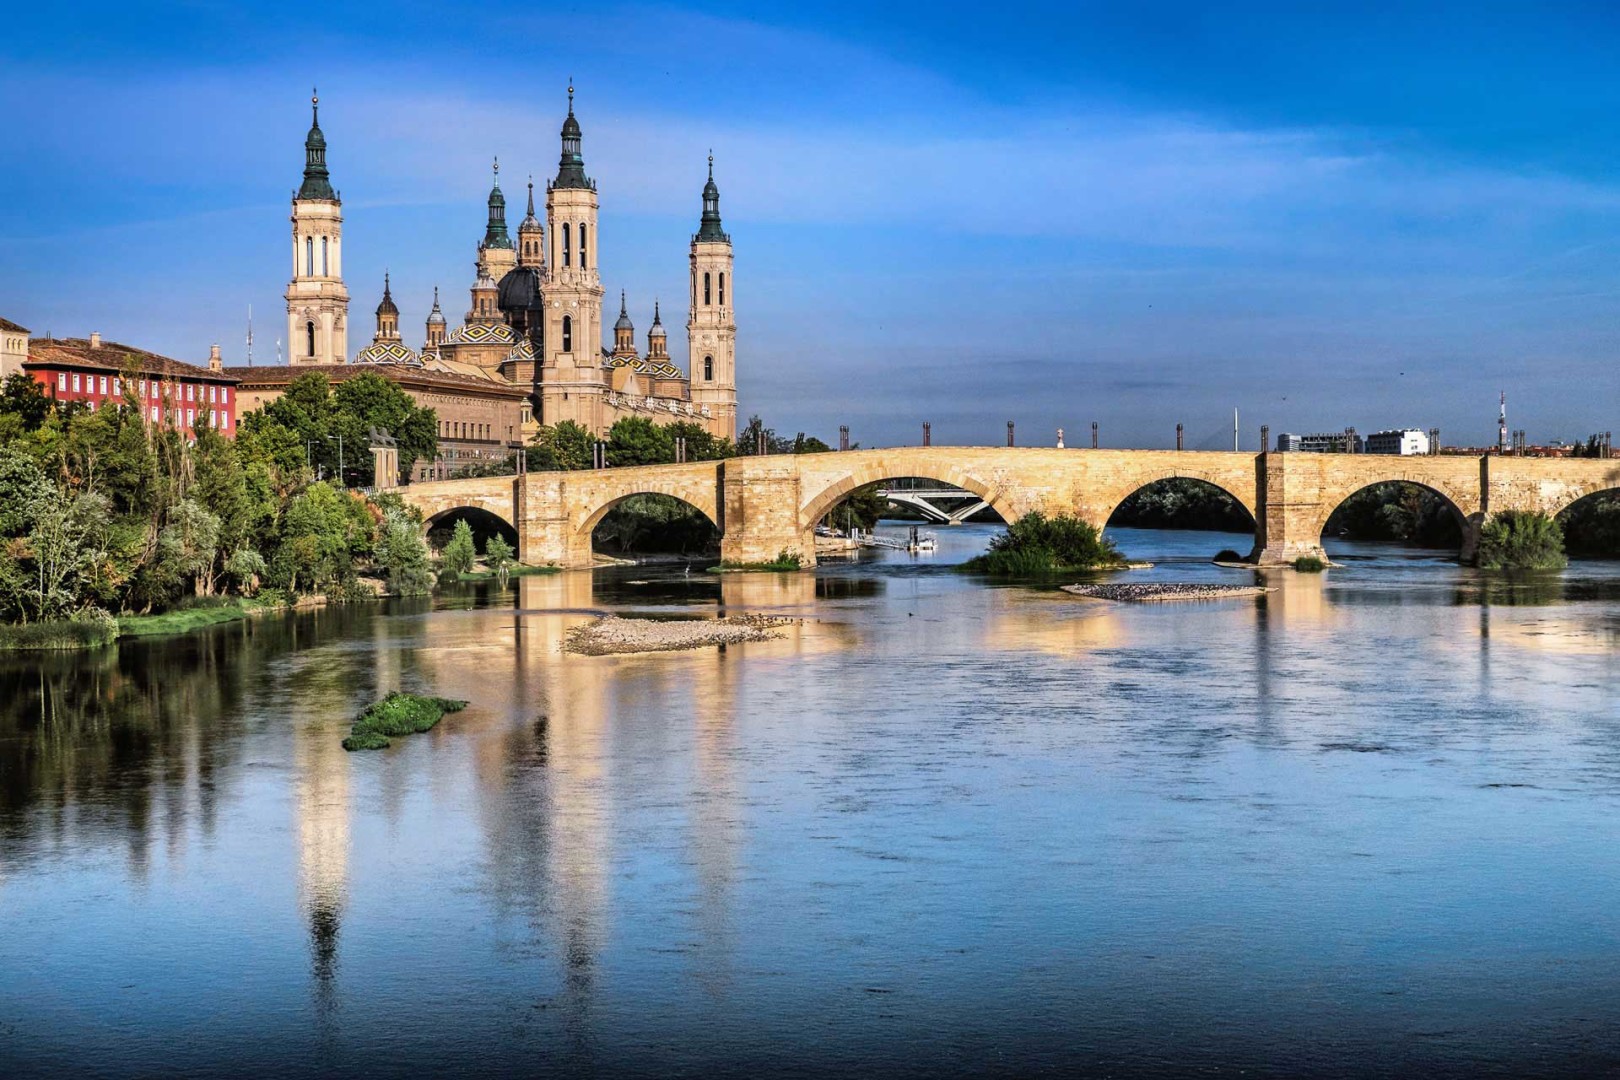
[28, 337, 240, 382]
[441, 321, 516, 347]
[483, 159, 513, 249]
[649, 299, 667, 337]
[0, 317, 28, 334]
[426, 287, 447, 326]
[614, 291, 634, 331]
[376, 272, 399, 317]
[497, 265, 544, 313]
[225, 362, 524, 397]
[553, 87, 593, 191]
[354, 340, 420, 367]
[696, 154, 728, 243]
[297, 93, 337, 202]
[603, 347, 684, 381]
[520, 179, 541, 231]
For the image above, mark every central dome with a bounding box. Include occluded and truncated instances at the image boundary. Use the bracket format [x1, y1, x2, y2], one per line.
[497, 266, 543, 314]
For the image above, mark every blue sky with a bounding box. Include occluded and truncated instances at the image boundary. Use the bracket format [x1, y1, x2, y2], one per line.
[3, 1, 1618, 449]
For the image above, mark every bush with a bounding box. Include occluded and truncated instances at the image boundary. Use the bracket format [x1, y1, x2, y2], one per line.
[1293, 555, 1327, 573]
[342, 692, 469, 751]
[1214, 549, 1245, 563]
[484, 535, 515, 584]
[961, 512, 1124, 574]
[0, 609, 119, 651]
[1476, 510, 1567, 571]
[713, 548, 804, 572]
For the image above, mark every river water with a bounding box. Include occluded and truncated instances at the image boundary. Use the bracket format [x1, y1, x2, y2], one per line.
[3, 524, 1619, 1078]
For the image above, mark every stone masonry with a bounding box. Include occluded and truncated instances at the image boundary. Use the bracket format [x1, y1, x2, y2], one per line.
[397, 448, 1620, 569]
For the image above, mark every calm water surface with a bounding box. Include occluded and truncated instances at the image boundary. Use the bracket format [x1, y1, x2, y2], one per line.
[3, 524, 1620, 1078]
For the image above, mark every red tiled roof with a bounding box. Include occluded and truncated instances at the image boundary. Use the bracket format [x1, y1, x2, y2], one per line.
[25, 338, 238, 383]
[0, 317, 28, 334]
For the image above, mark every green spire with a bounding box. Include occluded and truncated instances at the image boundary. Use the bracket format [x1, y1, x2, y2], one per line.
[484, 157, 513, 249]
[297, 89, 337, 202]
[553, 83, 593, 190]
[696, 153, 727, 242]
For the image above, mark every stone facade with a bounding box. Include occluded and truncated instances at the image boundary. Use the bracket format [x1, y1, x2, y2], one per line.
[395, 447, 1620, 570]
[0, 317, 29, 380]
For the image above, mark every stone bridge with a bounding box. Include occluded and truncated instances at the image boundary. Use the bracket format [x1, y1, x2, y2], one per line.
[397, 448, 1620, 568]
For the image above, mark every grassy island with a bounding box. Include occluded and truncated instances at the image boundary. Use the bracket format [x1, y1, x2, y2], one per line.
[709, 550, 805, 573]
[1475, 510, 1567, 571]
[342, 692, 469, 751]
[960, 512, 1126, 575]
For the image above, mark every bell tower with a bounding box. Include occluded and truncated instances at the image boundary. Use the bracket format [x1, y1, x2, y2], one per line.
[480, 159, 517, 281]
[687, 155, 736, 439]
[540, 86, 606, 431]
[285, 90, 349, 365]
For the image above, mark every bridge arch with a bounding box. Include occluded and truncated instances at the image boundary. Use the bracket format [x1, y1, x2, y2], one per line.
[571, 485, 722, 564]
[1315, 479, 1472, 555]
[799, 464, 1013, 536]
[423, 505, 519, 550]
[1099, 474, 1258, 531]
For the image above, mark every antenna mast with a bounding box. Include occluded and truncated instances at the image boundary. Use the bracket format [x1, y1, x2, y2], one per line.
[246, 305, 254, 367]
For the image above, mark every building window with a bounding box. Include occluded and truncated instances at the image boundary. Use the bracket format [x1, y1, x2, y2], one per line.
[321, 236, 329, 276]
[561, 315, 572, 352]
[186, 409, 193, 426]
[305, 236, 314, 276]
[579, 224, 588, 269]
[57, 373, 66, 391]
[562, 223, 570, 267]
[306, 321, 316, 358]
[150, 406, 158, 422]
[72, 373, 80, 392]
[98, 376, 106, 395]
[719, 273, 726, 306]
[704, 355, 713, 381]
[221, 387, 229, 405]
[704, 272, 711, 305]
[113, 379, 121, 396]
[186, 384, 194, 402]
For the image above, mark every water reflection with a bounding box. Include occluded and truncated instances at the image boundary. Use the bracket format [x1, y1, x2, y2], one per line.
[4, 530, 1620, 1076]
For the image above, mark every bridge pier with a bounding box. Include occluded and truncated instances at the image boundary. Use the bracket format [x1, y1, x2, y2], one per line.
[719, 458, 816, 568]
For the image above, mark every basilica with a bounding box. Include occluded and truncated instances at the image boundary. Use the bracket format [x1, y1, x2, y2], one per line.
[264, 89, 738, 451]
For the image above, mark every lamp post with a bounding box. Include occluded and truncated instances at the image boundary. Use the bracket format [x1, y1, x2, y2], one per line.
[329, 434, 344, 486]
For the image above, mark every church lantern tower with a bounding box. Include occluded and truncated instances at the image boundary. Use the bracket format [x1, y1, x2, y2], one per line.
[424, 287, 447, 352]
[647, 300, 669, 361]
[540, 86, 606, 431]
[285, 91, 350, 364]
[480, 159, 517, 281]
[517, 179, 544, 271]
[687, 155, 736, 438]
[612, 291, 636, 357]
[374, 273, 401, 342]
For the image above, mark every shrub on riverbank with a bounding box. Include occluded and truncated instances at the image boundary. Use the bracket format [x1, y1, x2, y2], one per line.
[1214, 549, 1246, 564]
[342, 692, 469, 751]
[960, 512, 1124, 574]
[118, 598, 252, 638]
[0, 609, 119, 651]
[1292, 555, 1327, 573]
[1475, 510, 1567, 571]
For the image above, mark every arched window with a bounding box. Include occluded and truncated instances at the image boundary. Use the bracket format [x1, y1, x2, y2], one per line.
[704, 272, 712, 305]
[306, 321, 316, 358]
[579, 224, 588, 268]
[321, 236, 329, 276]
[562, 223, 571, 267]
[704, 355, 713, 381]
[562, 315, 572, 352]
[305, 236, 314, 276]
[719, 272, 726, 306]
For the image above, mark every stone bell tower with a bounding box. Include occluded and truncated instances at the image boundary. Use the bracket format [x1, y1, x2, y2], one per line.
[687, 155, 736, 440]
[540, 86, 606, 431]
[285, 91, 349, 365]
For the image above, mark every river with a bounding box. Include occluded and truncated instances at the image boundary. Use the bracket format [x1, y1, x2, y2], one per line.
[2, 523, 1619, 1078]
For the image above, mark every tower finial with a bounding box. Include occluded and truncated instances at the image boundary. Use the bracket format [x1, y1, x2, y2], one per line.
[708, 150, 714, 180]
[621, 289, 627, 315]
[654, 299, 662, 324]
[493, 156, 500, 182]
[568, 80, 574, 114]
[312, 87, 319, 122]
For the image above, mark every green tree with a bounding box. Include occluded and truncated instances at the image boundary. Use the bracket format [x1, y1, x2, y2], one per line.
[442, 518, 477, 576]
[272, 482, 368, 594]
[374, 508, 434, 596]
[962, 512, 1123, 574]
[156, 499, 223, 596]
[1476, 510, 1567, 571]
[666, 421, 734, 461]
[0, 372, 54, 430]
[223, 548, 267, 595]
[605, 416, 675, 467]
[484, 534, 515, 585]
[527, 420, 594, 471]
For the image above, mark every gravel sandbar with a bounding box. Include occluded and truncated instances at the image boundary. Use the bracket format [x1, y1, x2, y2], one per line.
[1062, 583, 1269, 603]
[564, 614, 795, 655]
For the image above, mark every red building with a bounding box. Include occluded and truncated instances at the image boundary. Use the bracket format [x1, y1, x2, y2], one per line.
[24, 334, 240, 438]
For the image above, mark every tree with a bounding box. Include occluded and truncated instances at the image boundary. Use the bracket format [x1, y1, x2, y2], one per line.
[666, 421, 734, 461]
[333, 372, 438, 483]
[442, 518, 477, 576]
[527, 420, 594, 471]
[605, 416, 675, 467]
[156, 499, 222, 596]
[0, 372, 54, 430]
[1476, 510, 1567, 571]
[374, 508, 434, 596]
[272, 482, 368, 594]
[223, 548, 267, 595]
[484, 534, 515, 585]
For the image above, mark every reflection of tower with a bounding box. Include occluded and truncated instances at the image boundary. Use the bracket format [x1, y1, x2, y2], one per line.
[1498, 391, 1508, 454]
[295, 698, 350, 1015]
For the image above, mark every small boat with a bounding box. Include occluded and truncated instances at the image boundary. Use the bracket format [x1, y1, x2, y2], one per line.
[906, 526, 938, 553]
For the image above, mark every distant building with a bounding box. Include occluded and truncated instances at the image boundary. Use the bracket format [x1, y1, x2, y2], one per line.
[1276, 431, 1363, 453]
[25, 333, 240, 438]
[1365, 428, 1430, 455]
[0, 317, 28, 380]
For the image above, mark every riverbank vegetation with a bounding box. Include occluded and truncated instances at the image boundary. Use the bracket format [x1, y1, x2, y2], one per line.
[0, 370, 440, 646]
[1111, 478, 1253, 532]
[342, 692, 468, 751]
[1293, 555, 1327, 573]
[961, 512, 1125, 574]
[711, 549, 805, 573]
[1475, 511, 1567, 571]
[1325, 482, 1463, 548]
